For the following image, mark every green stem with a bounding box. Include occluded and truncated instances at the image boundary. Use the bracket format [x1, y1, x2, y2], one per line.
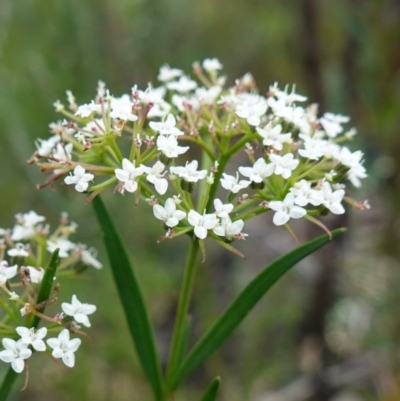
[166, 239, 200, 391]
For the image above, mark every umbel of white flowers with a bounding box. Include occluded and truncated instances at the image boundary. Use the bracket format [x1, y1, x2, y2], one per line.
[30, 58, 369, 255]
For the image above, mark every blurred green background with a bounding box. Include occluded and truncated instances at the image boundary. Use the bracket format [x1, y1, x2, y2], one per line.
[0, 0, 399, 400]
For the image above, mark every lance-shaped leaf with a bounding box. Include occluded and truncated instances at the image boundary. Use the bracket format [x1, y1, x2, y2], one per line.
[171, 228, 346, 389]
[31, 249, 60, 328]
[198, 377, 221, 401]
[92, 196, 164, 401]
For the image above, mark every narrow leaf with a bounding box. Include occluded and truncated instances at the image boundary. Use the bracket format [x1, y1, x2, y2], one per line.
[92, 196, 164, 401]
[0, 368, 17, 401]
[31, 249, 60, 328]
[172, 228, 346, 388]
[198, 377, 221, 401]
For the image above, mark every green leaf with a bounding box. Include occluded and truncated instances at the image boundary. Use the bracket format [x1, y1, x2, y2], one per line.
[198, 377, 220, 401]
[31, 249, 60, 329]
[92, 196, 164, 401]
[0, 368, 17, 401]
[171, 228, 346, 389]
[0, 249, 60, 401]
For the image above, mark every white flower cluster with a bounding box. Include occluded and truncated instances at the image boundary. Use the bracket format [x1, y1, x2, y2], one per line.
[30, 59, 369, 255]
[1, 211, 102, 270]
[0, 294, 95, 373]
[0, 212, 99, 375]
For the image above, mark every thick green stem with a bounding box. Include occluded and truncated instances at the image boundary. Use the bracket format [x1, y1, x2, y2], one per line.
[166, 239, 199, 391]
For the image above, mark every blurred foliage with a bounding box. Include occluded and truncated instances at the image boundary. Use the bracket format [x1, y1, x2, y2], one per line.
[0, 0, 399, 400]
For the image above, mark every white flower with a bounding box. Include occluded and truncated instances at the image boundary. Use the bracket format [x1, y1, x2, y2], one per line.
[188, 211, 219, 239]
[12, 210, 44, 241]
[9, 292, 19, 301]
[149, 114, 183, 136]
[170, 160, 207, 183]
[298, 138, 327, 160]
[153, 198, 186, 228]
[321, 182, 345, 214]
[320, 116, 343, 138]
[238, 158, 274, 183]
[290, 180, 323, 207]
[64, 165, 94, 193]
[269, 153, 299, 179]
[269, 193, 307, 226]
[220, 173, 250, 193]
[202, 58, 223, 72]
[110, 95, 138, 122]
[80, 248, 102, 269]
[24, 266, 45, 284]
[47, 238, 75, 258]
[115, 158, 144, 193]
[15, 211, 45, 227]
[167, 76, 198, 92]
[35, 135, 60, 157]
[0, 338, 32, 373]
[61, 295, 96, 328]
[157, 65, 183, 82]
[323, 112, 350, 124]
[256, 123, 292, 151]
[339, 147, 367, 188]
[195, 86, 222, 104]
[156, 135, 189, 158]
[235, 98, 267, 127]
[172, 94, 200, 112]
[213, 199, 233, 218]
[275, 85, 307, 105]
[0, 261, 18, 286]
[75, 101, 102, 118]
[142, 161, 168, 195]
[213, 217, 245, 239]
[46, 329, 81, 368]
[7, 243, 29, 258]
[16, 327, 47, 352]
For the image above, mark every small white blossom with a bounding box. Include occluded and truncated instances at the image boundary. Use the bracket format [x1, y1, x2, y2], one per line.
[115, 158, 144, 193]
[75, 101, 102, 118]
[220, 173, 250, 193]
[188, 211, 219, 239]
[0, 261, 18, 286]
[9, 292, 19, 301]
[46, 329, 81, 368]
[143, 161, 168, 195]
[0, 339, 32, 373]
[47, 238, 75, 258]
[321, 182, 345, 214]
[64, 165, 94, 193]
[156, 135, 189, 158]
[167, 76, 198, 92]
[110, 95, 138, 122]
[35, 135, 60, 157]
[24, 266, 45, 284]
[339, 147, 367, 188]
[269, 193, 307, 226]
[195, 86, 222, 104]
[158, 65, 183, 82]
[239, 158, 274, 183]
[290, 180, 323, 207]
[16, 327, 47, 352]
[235, 98, 267, 127]
[153, 198, 186, 228]
[213, 199, 233, 218]
[7, 243, 29, 258]
[170, 160, 207, 183]
[61, 295, 96, 328]
[80, 247, 102, 269]
[256, 123, 292, 151]
[269, 153, 299, 179]
[213, 216, 245, 239]
[202, 58, 223, 72]
[149, 114, 183, 136]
